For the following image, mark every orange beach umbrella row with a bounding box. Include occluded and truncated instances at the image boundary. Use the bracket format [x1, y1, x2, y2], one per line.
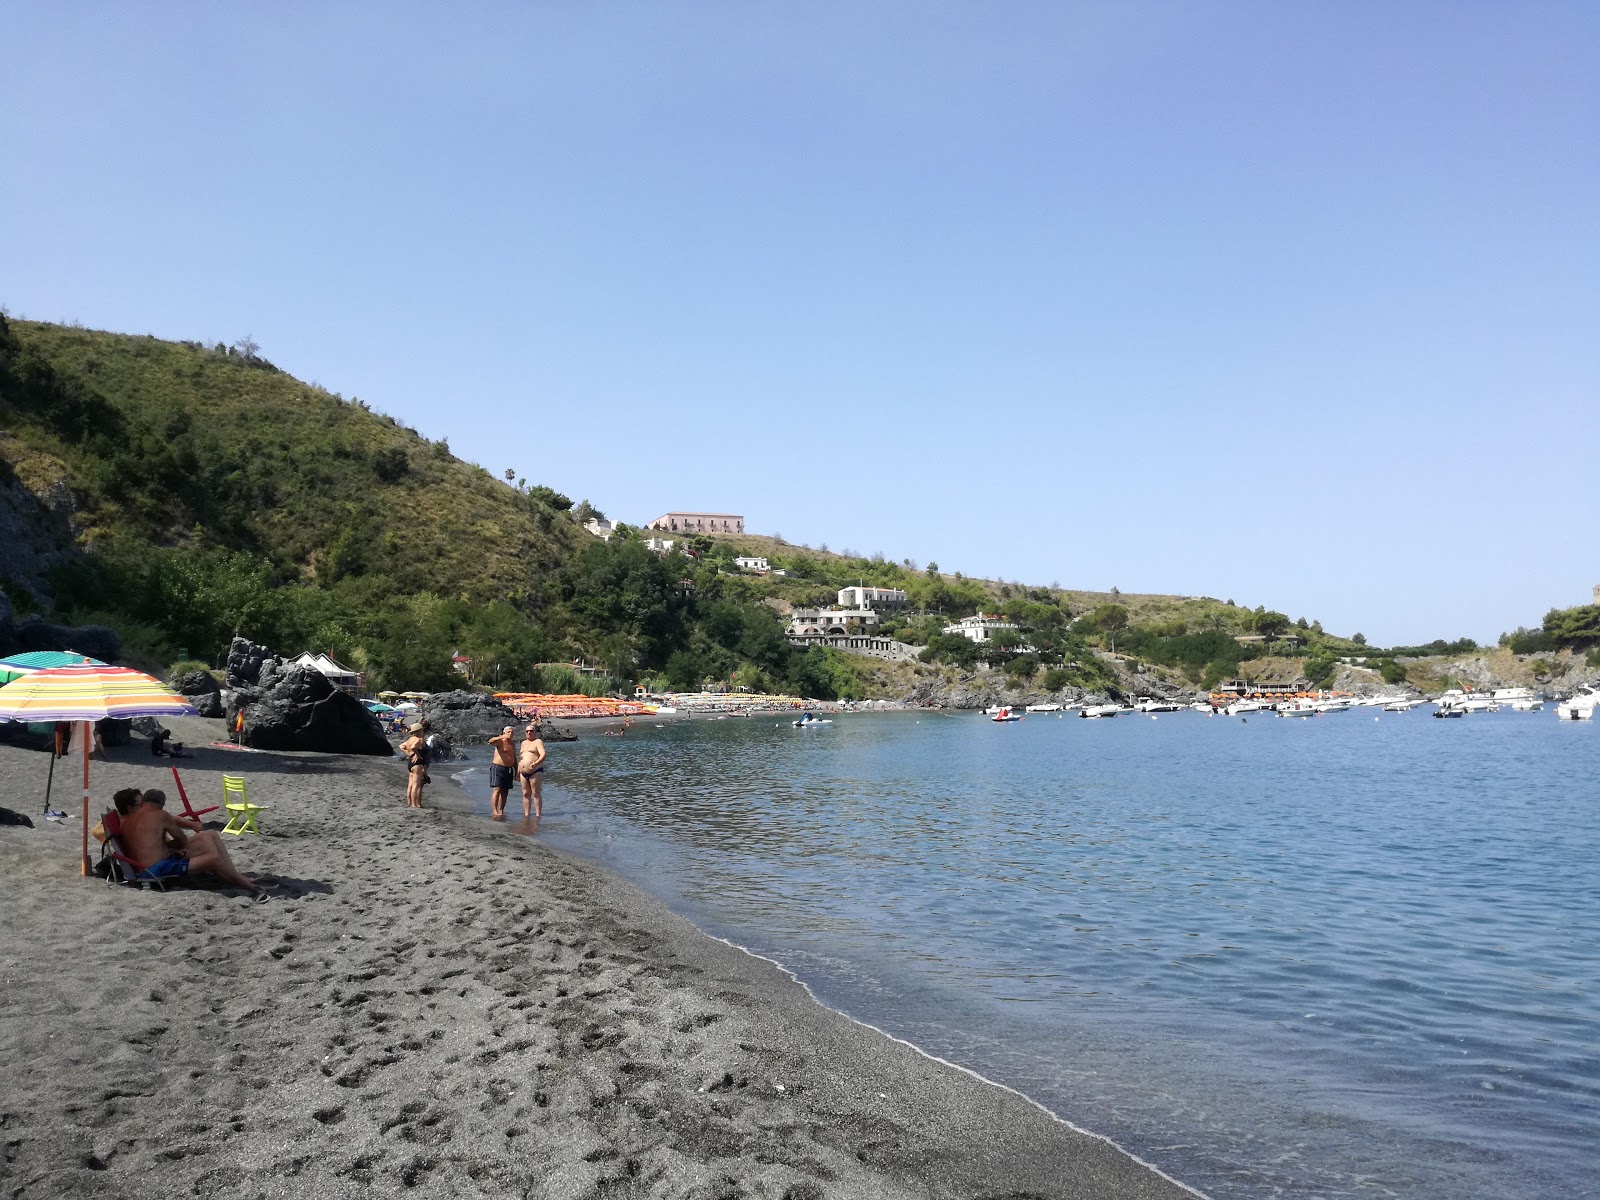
[0, 664, 199, 875]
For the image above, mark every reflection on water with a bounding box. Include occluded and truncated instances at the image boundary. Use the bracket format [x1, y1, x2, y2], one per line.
[461, 710, 1600, 1199]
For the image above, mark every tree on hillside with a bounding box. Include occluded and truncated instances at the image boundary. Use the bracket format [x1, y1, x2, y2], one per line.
[232, 334, 260, 360]
[1253, 611, 1291, 641]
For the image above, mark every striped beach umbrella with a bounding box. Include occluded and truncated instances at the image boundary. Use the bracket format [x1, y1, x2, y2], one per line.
[0, 665, 199, 875]
[0, 651, 108, 686]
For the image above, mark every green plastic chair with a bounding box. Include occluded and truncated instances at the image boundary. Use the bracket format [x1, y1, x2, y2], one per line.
[221, 775, 267, 835]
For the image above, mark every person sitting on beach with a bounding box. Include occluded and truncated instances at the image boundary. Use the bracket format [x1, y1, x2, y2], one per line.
[112, 787, 144, 817]
[517, 722, 547, 819]
[400, 723, 430, 809]
[487, 724, 519, 818]
[149, 727, 188, 758]
[120, 789, 266, 898]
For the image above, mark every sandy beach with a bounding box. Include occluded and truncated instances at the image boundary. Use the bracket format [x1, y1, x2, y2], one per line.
[0, 719, 1197, 1200]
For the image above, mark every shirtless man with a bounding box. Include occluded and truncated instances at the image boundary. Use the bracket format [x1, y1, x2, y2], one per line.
[517, 722, 547, 819]
[487, 725, 517, 818]
[121, 791, 265, 897]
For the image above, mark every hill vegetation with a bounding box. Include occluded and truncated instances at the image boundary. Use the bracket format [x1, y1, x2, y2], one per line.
[2, 316, 1374, 698]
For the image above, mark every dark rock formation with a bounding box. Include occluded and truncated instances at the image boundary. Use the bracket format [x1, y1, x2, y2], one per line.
[227, 666, 390, 756]
[417, 690, 520, 745]
[171, 670, 224, 718]
[224, 636, 278, 690]
[0, 591, 123, 663]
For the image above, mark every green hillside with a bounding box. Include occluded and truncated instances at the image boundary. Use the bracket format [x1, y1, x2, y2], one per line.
[0, 316, 1364, 697]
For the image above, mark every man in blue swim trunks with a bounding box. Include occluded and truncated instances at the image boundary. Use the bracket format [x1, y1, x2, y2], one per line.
[121, 791, 266, 897]
[487, 725, 518, 818]
[518, 721, 547, 819]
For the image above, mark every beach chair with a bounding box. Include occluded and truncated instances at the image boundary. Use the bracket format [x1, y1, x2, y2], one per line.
[221, 775, 266, 835]
[170, 766, 219, 825]
[97, 811, 174, 892]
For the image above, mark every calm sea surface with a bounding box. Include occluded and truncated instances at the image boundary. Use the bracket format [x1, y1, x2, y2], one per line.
[457, 709, 1599, 1199]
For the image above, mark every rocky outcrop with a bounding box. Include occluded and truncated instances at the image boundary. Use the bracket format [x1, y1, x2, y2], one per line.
[417, 690, 520, 746]
[0, 589, 123, 663]
[171, 670, 224, 718]
[225, 636, 279, 690]
[227, 666, 390, 756]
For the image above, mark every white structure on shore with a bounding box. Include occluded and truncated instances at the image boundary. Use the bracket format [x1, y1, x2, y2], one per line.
[942, 614, 1019, 644]
[583, 518, 615, 541]
[788, 608, 880, 636]
[644, 537, 677, 554]
[289, 652, 361, 694]
[734, 556, 770, 572]
[838, 585, 908, 610]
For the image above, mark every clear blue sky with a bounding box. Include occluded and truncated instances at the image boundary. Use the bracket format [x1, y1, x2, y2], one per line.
[4, 3, 1595, 645]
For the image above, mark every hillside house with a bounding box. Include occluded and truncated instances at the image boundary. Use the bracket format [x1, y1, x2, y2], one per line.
[647, 512, 744, 534]
[942, 614, 1019, 644]
[837, 585, 908, 610]
[734, 556, 769, 572]
[787, 607, 880, 636]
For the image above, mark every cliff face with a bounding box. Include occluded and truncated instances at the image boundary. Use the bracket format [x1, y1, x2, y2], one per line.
[1402, 648, 1598, 695]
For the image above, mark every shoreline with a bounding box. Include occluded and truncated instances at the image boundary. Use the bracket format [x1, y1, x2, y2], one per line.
[0, 718, 1200, 1198]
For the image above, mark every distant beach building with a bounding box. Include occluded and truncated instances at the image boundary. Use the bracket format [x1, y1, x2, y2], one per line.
[583, 517, 615, 541]
[942, 614, 1018, 644]
[288, 651, 361, 694]
[838, 585, 908, 611]
[647, 512, 744, 534]
[734, 556, 770, 573]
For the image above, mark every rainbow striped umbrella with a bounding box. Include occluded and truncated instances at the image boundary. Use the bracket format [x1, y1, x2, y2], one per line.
[0, 665, 198, 875]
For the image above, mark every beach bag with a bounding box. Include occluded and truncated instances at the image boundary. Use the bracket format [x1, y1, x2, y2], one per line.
[90, 818, 108, 845]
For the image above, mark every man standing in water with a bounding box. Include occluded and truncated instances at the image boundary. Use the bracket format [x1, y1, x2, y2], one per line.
[487, 724, 517, 818]
[518, 719, 547, 819]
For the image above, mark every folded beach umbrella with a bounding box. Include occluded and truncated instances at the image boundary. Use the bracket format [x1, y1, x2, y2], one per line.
[0, 665, 198, 875]
[0, 651, 108, 686]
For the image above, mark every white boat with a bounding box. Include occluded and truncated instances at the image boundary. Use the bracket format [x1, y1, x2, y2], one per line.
[1277, 701, 1320, 717]
[1557, 686, 1597, 721]
[1510, 699, 1543, 712]
[1025, 703, 1063, 713]
[1224, 700, 1275, 716]
[1189, 701, 1214, 712]
[1382, 698, 1428, 712]
[991, 706, 1024, 722]
[1133, 697, 1183, 713]
[1078, 704, 1122, 719]
[1434, 689, 1500, 713]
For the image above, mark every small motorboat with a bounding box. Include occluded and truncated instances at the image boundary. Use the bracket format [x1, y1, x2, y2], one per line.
[792, 713, 833, 727]
[1433, 704, 1465, 718]
[1557, 686, 1597, 721]
[1133, 697, 1183, 713]
[1510, 699, 1544, 712]
[1025, 703, 1063, 712]
[1078, 704, 1121, 719]
[991, 706, 1023, 722]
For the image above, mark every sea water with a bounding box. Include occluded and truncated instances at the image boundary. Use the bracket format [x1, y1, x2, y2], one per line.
[457, 710, 1600, 1199]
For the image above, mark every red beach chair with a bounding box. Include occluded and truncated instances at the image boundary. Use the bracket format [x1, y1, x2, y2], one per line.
[170, 767, 219, 825]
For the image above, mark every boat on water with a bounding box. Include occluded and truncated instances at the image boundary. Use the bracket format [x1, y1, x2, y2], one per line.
[1434, 705, 1466, 718]
[792, 713, 833, 727]
[1133, 697, 1183, 713]
[1078, 704, 1122, 719]
[1025, 703, 1063, 713]
[1224, 700, 1275, 716]
[1277, 701, 1321, 718]
[1382, 698, 1428, 712]
[1510, 699, 1544, 712]
[1557, 686, 1598, 721]
[991, 706, 1024, 722]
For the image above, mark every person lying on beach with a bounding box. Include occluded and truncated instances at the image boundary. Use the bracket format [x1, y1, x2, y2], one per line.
[149, 727, 189, 758]
[517, 722, 546, 819]
[400, 723, 430, 809]
[487, 725, 517, 818]
[120, 791, 266, 897]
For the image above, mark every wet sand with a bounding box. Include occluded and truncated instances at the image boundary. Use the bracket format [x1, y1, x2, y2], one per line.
[0, 718, 1199, 1199]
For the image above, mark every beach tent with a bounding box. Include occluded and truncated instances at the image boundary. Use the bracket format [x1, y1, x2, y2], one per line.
[0, 665, 198, 874]
[288, 652, 361, 694]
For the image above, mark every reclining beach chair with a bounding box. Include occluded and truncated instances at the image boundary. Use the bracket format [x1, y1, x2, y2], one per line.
[97, 811, 175, 892]
[221, 775, 266, 835]
[170, 766, 219, 825]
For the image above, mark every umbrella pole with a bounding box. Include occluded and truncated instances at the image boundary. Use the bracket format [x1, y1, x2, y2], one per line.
[42, 725, 58, 815]
[80, 721, 91, 876]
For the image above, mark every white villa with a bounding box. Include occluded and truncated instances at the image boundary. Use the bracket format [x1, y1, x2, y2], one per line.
[647, 512, 744, 534]
[734, 556, 770, 572]
[644, 537, 677, 554]
[837, 585, 908, 610]
[942, 614, 1020, 644]
[583, 518, 615, 541]
[787, 607, 880, 637]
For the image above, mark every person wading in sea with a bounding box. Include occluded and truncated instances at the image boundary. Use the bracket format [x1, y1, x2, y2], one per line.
[518, 720, 547, 820]
[487, 725, 518, 818]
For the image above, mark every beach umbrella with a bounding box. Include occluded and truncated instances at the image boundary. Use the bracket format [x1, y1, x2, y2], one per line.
[377, 690, 400, 699]
[0, 651, 108, 686]
[0, 665, 198, 875]
[364, 700, 396, 713]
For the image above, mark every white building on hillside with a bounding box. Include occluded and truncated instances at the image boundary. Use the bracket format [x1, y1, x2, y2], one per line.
[734, 556, 770, 573]
[787, 608, 880, 636]
[838, 585, 908, 610]
[583, 518, 615, 541]
[644, 537, 677, 554]
[942, 614, 1019, 644]
[647, 512, 744, 534]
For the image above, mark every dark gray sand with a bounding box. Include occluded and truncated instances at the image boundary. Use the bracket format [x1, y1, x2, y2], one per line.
[0, 720, 1199, 1199]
